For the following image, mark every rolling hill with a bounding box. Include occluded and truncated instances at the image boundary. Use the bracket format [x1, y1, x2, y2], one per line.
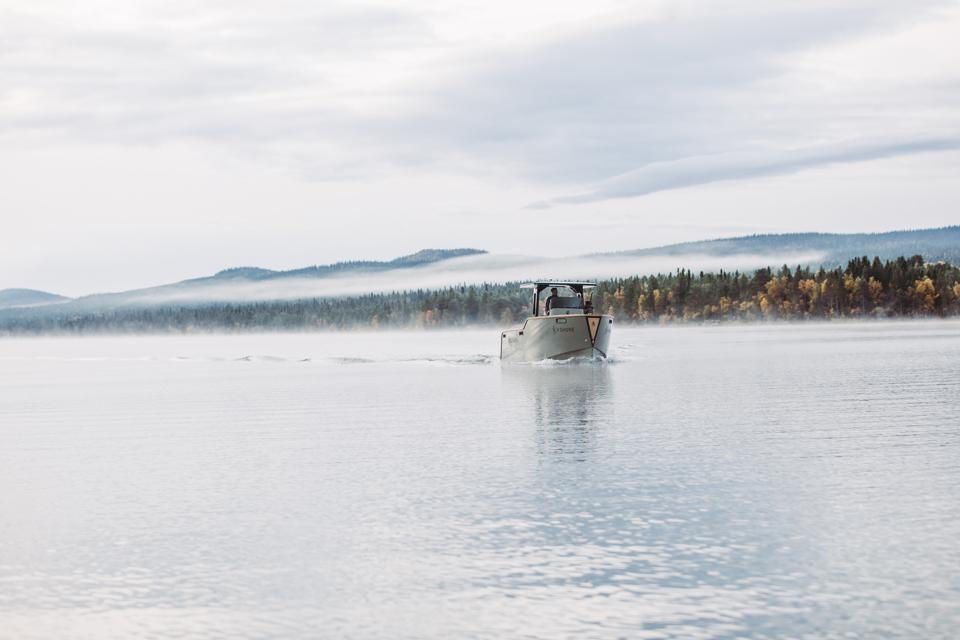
[2, 227, 958, 314]
[612, 226, 960, 264]
[0, 288, 71, 309]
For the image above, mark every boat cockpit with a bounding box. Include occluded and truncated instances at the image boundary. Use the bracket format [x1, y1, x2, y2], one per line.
[521, 282, 597, 317]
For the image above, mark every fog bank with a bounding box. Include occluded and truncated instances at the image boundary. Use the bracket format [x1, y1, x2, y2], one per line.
[116, 250, 827, 305]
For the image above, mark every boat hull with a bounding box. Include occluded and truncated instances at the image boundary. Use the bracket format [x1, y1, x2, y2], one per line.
[500, 314, 612, 362]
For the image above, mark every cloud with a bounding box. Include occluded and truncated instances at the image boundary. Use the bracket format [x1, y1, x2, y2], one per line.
[343, 0, 958, 184]
[1, 0, 956, 188]
[528, 137, 960, 207]
[401, 3, 908, 182]
[0, 2, 435, 150]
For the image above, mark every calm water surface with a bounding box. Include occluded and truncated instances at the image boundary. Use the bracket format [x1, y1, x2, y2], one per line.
[1, 322, 959, 638]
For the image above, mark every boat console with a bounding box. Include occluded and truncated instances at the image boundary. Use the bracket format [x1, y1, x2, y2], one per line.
[548, 298, 584, 315]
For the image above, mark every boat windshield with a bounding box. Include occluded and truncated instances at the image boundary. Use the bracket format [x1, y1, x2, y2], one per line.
[540, 285, 583, 315]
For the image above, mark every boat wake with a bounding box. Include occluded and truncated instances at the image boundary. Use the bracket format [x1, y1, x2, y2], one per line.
[233, 354, 497, 366]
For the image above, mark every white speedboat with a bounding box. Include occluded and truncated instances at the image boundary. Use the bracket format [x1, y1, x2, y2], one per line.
[500, 281, 613, 362]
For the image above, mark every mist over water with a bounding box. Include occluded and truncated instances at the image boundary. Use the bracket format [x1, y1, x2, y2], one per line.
[1, 321, 959, 638]
[114, 251, 826, 304]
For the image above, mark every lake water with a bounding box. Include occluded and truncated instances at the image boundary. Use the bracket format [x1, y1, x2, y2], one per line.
[1, 321, 959, 639]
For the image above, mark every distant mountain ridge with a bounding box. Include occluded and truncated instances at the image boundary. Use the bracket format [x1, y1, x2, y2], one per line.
[613, 226, 960, 265]
[207, 248, 486, 282]
[2, 228, 958, 314]
[0, 288, 70, 309]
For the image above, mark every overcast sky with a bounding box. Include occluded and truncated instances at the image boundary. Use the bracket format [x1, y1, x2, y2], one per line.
[2, 0, 959, 295]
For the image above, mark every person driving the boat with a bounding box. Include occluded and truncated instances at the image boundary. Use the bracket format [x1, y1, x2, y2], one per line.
[544, 287, 559, 314]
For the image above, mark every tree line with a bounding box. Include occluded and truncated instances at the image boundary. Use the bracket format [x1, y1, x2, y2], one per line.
[593, 255, 960, 322]
[2, 255, 959, 335]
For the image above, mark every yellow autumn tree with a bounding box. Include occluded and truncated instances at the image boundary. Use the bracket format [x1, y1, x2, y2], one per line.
[765, 277, 785, 301]
[637, 294, 649, 320]
[867, 277, 883, 305]
[911, 277, 937, 313]
[798, 278, 818, 313]
[719, 296, 733, 315]
[843, 273, 856, 295]
[758, 294, 771, 315]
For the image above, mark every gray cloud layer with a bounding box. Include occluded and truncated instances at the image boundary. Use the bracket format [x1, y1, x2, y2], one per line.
[1, 0, 957, 191]
[530, 138, 960, 207]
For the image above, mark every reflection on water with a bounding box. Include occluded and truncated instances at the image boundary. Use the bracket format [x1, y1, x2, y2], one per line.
[504, 364, 612, 461]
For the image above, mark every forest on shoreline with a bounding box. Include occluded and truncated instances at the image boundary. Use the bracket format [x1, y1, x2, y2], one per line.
[2, 255, 959, 335]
